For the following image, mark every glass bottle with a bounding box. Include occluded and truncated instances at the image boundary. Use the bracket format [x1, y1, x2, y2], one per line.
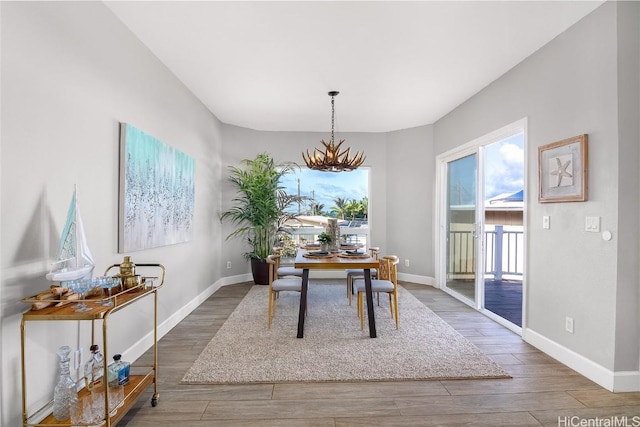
[53, 345, 78, 420]
[108, 354, 130, 386]
[83, 344, 104, 390]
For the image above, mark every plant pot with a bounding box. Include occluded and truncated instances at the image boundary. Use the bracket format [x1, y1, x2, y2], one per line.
[250, 258, 270, 285]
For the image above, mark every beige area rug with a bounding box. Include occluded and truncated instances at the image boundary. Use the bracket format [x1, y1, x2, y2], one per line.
[181, 282, 510, 384]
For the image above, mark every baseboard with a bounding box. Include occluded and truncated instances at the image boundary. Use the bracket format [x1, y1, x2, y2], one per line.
[613, 371, 640, 392]
[398, 273, 436, 286]
[525, 328, 640, 392]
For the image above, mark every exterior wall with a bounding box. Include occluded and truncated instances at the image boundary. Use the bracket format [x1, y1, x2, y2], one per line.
[1, 2, 223, 424]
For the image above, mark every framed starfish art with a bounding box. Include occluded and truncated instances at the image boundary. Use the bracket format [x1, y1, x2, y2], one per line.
[538, 134, 588, 202]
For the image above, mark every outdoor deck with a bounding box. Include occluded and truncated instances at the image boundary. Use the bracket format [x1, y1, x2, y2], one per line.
[447, 279, 523, 327]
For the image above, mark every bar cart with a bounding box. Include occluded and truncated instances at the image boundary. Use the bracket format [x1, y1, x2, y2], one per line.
[20, 262, 165, 427]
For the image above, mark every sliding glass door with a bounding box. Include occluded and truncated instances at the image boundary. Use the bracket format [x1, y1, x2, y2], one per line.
[443, 151, 481, 303]
[437, 119, 526, 332]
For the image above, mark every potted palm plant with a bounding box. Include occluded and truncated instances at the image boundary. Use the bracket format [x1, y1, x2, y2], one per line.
[221, 152, 298, 284]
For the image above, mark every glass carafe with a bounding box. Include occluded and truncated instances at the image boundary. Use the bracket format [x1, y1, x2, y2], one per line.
[53, 345, 78, 420]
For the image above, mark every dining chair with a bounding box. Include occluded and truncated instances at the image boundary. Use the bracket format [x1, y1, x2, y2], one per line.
[346, 246, 380, 305]
[353, 255, 400, 330]
[266, 254, 302, 329]
[272, 247, 304, 278]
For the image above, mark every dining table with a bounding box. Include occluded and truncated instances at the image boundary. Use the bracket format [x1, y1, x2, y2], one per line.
[294, 247, 380, 338]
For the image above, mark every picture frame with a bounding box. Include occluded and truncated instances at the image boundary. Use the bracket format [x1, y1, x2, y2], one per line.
[538, 134, 588, 203]
[118, 123, 196, 252]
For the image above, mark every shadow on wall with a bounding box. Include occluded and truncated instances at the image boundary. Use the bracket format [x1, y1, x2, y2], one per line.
[3, 188, 60, 318]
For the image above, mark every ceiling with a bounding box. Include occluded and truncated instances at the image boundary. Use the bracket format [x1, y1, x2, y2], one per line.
[105, 1, 603, 133]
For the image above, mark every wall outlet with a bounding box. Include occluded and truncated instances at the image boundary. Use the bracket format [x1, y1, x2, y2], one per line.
[404, 259, 410, 267]
[543, 215, 550, 229]
[565, 316, 574, 334]
[226, 261, 232, 269]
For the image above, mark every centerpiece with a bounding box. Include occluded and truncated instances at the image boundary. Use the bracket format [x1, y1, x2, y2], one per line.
[317, 232, 333, 252]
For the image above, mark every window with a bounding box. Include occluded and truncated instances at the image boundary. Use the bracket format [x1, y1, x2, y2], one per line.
[280, 168, 370, 247]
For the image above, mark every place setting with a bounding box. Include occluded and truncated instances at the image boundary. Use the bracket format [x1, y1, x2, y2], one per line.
[336, 249, 370, 259]
[302, 245, 368, 259]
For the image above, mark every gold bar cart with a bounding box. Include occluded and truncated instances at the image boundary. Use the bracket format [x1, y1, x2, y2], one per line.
[20, 263, 165, 426]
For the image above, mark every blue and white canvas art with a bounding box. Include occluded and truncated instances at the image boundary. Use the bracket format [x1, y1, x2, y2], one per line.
[119, 123, 195, 252]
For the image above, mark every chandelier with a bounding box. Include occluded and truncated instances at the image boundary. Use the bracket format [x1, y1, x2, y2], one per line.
[302, 91, 365, 172]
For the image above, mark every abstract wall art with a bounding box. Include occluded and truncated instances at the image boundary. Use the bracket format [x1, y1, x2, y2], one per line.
[119, 123, 195, 252]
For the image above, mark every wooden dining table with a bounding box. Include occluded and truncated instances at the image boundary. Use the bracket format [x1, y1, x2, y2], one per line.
[294, 248, 380, 338]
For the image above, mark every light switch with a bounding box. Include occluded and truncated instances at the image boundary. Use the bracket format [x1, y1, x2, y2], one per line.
[542, 216, 550, 229]
[585, 216, 600, 232]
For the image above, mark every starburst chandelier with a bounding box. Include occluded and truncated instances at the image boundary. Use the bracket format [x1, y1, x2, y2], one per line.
[302, 91, 365, 172]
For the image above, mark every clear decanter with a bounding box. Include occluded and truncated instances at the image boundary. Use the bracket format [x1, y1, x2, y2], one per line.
[52, 345, 78, 420]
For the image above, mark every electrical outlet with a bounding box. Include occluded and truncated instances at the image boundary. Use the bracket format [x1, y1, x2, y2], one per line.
[404, 259, 410, 267]
[543, 215, 550, 229]
[227, 261, 232, 269]
[565, 316, 574, 334]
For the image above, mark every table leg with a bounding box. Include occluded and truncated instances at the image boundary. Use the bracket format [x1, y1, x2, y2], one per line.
[297, 268, 309, 338]
[364, 268, 377, 338]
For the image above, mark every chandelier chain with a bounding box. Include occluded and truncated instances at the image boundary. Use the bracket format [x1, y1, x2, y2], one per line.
[331, 94, 335, 144]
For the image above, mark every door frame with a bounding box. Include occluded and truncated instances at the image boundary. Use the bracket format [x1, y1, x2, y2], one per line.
[435, 118, 528, 334]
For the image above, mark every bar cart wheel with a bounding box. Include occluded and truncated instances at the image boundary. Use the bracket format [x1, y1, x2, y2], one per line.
[151, 393, 159, 407]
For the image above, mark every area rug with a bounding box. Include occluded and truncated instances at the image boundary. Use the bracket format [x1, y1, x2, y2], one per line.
[181, 282, 510, 384]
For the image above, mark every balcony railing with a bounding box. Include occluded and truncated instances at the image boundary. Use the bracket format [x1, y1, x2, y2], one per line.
[287, 226, 370, 246]
[448, 225, 523, 280]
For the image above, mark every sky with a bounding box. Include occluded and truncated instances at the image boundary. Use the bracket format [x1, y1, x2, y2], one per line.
[484, 133, 525, 199]
[280, 168, 369, 214]
[449, 133, 524, 205]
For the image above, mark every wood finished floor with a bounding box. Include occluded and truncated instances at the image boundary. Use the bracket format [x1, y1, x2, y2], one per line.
[119, 281, 640, 426]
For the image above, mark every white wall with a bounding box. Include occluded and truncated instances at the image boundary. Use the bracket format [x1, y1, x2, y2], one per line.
[613, 0, 640, 374]
[386, 125, 435, 283]
[218, 124, 437, 283]
[434, 1, 639, 390]
[1, 2, 223, 424]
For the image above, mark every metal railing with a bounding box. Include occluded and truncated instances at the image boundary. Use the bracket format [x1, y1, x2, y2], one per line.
[287, 226, 369, 247]
[448, 225, 523, 279]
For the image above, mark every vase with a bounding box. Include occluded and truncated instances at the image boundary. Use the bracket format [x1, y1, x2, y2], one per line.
[53, 345, 78, 421]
